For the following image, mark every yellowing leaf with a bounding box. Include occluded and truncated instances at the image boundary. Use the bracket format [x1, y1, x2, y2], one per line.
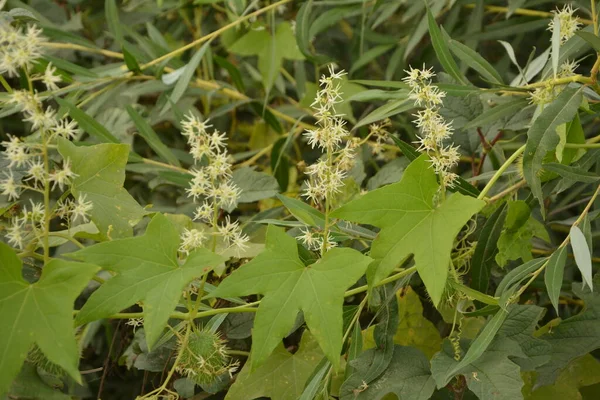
[0, 243, 98, 395]
[332, 155, 485, 305]
[208, 225, 372, 370]
[225, 332, 323, 400]
[69, 213, 225, 349]
[57, 138, 147, 239]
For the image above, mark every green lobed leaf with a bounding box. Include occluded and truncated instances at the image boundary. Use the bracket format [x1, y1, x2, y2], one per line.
[69, 213, 225, 348]
[544, 246, 568, 314]
[332, 155, 485, 305]
[57, 138, 147, 239]
[207, 225, 372, 370]
[0, 243, 99, 395]
[390, 136, 480, 197]
[522, 86, 583, 214]
[225, 332, 323, 400]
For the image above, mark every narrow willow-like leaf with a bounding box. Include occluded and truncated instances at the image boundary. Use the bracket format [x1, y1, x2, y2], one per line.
[570, 225, 593, 290]
[105, 0, 123, 44]
[576, 31, 600, 52]
[551, 15, 560, 77]
[471, 204, 507, 296]
[544, 246, 568, 313]
[161, 40, 212, 115]
[448, 38, 503, 84]
[55, 98, 119, 143]
[277, 194, 325, 228]
[426, 8, 467, 85]
[298, 361, 328, 400]
[542, 163, 600, 183]
[442, 309, 509, 385]
[463, 98, 529, 130]
[522, 86, 582, 214]
[353, 98, 411, 129]
[122, 44, 141, 74]
[126, 106, 180, 166]
[495, 258, 547, 298]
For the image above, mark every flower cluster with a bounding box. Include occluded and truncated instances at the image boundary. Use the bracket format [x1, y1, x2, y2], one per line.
[0, 21, 86, 250]
[302, 65, 356, 205]
[367, 119, 392, 160]
[178, 114, 248, 256]
[0, 21, 44, 77]
[548, 4, 581, 45]
[530, 60, 579, 105]
[299, 65, 359, 255]
[402, 66, 459, 188]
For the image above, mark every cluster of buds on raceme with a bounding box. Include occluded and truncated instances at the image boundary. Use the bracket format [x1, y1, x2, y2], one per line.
[302, 65, 357, 205]
[402, 66, 459, 188]
[367, 119, 392, 160]
[299, 65, 359, 255]
[0, 23, 88, 250]
[548, 4, 581, 45]
[178, 113, 248, 256]
[175, 328, 239, 386]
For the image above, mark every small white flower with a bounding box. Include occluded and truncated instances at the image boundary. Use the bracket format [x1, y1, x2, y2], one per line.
[49, 158, 77, 191]
[179, 228, 207, 255]
[52, 119, 80, 139]
[42, 62, 61, 91]
[71, 194, 93, 223]
[0, 172, 20, 200]
[5, 218, 26, 249]
[194, 202, 213, 222]
[23, 107, 56, 132]
[1, 135, 29, 167]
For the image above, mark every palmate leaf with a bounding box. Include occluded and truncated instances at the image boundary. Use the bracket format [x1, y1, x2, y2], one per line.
[58, 138, 147, 239]
[331, 155, 485, 305]
[225, 332, 323, 400]
[69, 213, 225, 349]
[0, 243, 98, 395]
[208, 225, 372, 370]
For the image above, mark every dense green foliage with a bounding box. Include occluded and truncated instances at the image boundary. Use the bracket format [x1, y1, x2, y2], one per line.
[1, 0, 600, 399]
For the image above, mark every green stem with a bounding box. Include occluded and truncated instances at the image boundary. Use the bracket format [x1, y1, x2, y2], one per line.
[477, 145, 526, 200]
